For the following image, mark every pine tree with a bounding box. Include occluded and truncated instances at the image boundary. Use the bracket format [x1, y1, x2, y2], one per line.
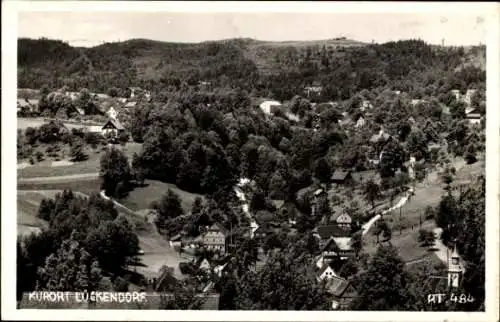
[70, 138, 87, 162]
[99, 147, 131, 197]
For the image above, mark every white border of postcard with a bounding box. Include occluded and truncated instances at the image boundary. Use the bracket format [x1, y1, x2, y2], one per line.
[2, 1, 499, 321]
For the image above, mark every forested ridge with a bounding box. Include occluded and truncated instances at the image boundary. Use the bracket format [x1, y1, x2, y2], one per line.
[18, 37, 485, 101]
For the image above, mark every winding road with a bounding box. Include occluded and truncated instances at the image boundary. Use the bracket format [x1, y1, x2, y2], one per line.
[361, 187, 414, 236]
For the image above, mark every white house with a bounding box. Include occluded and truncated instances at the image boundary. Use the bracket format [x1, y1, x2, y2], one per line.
[450, 89, 461, 101]
[411, 99, 424, 106]
[199, 258, 211, 271]
[466, 113, 482, 125]
[464, 89, 477, 106]
[259, 100, 281, 115]
[317, 264, 339, 282]
[359, 100, 373, 112]
[355, 116, 366, 128]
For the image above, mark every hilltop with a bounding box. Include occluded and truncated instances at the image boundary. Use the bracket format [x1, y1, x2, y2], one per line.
[18, 37, 485, 102]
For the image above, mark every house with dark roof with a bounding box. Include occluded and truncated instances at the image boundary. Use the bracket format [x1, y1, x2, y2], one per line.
[304, 84, 323, 98]
[153, 265, 178, 292]
[101, 118, 125, 137]
[331, 170, 353, 185]
[17, 98, 39, 114]
[325, 276, 359, 310]
[320, 236, 354, 262]
[316, 224, 351, 240]
[466, 109, 482, 125]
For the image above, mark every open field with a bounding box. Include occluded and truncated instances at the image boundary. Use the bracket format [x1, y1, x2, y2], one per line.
[18, 178, 101, 196]
[17, 117, 93, 131]
[363, 219, 436, 262]
[119, 179, 203, 213]
[18, 142, 143, 178]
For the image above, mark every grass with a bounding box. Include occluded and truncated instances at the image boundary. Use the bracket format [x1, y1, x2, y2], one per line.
[18, 178, 101, 196]
[17, 191, 52, 236]
[17, 117, 92, 131]
[363, 220, 437, 263]
[361, 155, 485, 264]
[18, 142, 143, 178]
[119, 179, 203, 214]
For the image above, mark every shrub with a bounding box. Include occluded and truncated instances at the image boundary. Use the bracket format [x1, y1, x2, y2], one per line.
[35, 151, 44, 162]
[418, 228, 436, 247]
[179, 262, 195, 275]
[85, 131, 104, 146]
[424, 206, 436, 220]
[113, 276, 129, 292]
[118, 131, 130, 146]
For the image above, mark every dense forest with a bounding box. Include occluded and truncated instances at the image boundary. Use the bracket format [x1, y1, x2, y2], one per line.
[18, 37, 485, 102]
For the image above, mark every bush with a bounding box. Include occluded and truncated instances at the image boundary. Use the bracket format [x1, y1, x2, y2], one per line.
[465, 151, 477, 164]
[118, 131, 130, 146]
[418, 228, 436, 247]
[85, 131, 104, 146]
[179, 262, 196, 275]
[35, 151, 44, 162]
[424, 206, 436, 220]
[113, 276, 129, 292]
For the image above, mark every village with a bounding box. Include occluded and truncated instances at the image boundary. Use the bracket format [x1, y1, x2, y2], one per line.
[16, 79, 484, 310]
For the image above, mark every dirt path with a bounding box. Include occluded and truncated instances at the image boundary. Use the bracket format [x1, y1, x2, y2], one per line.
[18, 173, 99, 183]
[361, 187, 414, 236]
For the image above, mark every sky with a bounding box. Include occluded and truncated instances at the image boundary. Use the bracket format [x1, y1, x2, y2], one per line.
[17, 4, 488, 47]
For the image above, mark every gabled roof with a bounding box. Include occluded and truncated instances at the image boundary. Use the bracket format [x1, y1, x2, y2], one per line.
[102, 118, 125, 130]
[333, 237, 352, 251]
[170, 234, 182, 242]
[325, 276, 350, 297]
[331, 170, 351, 181]
[465, 107, 476, 114]
[335, 213, 352, 224]
[322, 237, 341, 252]
[314, 189, 326, 196]
[318, 263, 336, 277]
[370, 131, 391, 143]
[317, 224, 349, 239]
[198, 258, 211, 269]
[125, 101, 137, 108]
[207, 223, 227, 234]
[466, 113, 481, 119]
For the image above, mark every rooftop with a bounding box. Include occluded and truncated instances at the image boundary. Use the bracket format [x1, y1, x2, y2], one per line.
[325, 276, 350, 297]
[331, 170, 351, 181]
[316, 224, 351, 239]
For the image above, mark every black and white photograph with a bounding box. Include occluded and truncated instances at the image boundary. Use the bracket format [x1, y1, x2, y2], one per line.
[2, 1, 499, 321]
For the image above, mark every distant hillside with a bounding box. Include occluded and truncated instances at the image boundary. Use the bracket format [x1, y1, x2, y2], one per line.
[18, 37, 486, 101]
